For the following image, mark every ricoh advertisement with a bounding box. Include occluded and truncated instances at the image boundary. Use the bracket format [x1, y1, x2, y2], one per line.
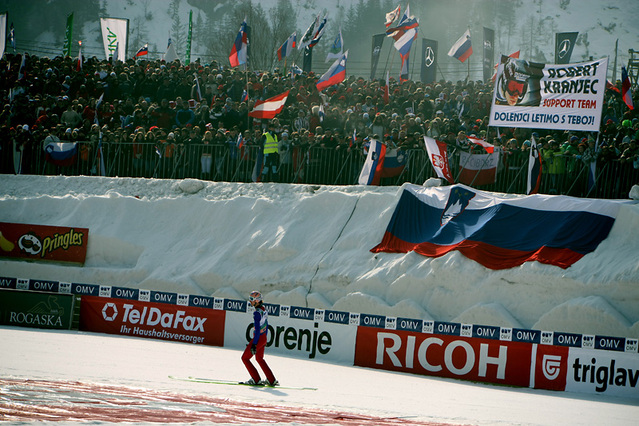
[354, 327, 533, 387]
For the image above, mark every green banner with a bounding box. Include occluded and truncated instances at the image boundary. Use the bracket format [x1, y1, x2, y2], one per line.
[0, 289, 75, 330]
[185, 10, 192, 66]
[63, 12, 74, 57]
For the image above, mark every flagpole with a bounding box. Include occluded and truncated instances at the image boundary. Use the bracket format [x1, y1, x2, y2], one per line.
[382, 40, 395, 81]
[466, 26, 471, 82]
[245, 65, 250, 131]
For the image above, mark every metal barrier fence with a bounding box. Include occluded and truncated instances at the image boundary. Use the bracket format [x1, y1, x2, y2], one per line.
[28, 142, 639, 199]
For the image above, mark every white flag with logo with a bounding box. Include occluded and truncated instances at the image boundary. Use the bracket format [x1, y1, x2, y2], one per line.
[100, 17, 128, 62]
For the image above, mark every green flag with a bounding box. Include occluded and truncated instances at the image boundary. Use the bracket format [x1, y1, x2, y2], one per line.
[63, 13, 73, 57]
[185, 10, 192, 66]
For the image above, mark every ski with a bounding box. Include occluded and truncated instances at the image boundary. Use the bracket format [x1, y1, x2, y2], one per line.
[168, 376, 317, 391]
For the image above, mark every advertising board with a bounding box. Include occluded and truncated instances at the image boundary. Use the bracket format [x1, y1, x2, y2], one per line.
[0, 222, 89, 264]
[80, 296, 225, 346]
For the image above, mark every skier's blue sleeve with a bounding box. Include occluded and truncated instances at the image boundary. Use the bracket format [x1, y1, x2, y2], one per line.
[252, 309, 261, 345]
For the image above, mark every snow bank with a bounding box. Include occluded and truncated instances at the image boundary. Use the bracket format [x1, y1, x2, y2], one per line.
[1, 175, 638, 338]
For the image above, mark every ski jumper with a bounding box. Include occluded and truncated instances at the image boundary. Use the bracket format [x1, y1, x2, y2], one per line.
[241, 304, 276, 383]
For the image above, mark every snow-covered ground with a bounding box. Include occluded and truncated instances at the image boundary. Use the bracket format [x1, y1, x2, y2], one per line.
[3, 326, 639, 425]
[1, 175, 638, 339]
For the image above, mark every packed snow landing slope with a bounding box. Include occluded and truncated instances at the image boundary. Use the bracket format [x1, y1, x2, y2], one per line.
[1, 175, 638, 338]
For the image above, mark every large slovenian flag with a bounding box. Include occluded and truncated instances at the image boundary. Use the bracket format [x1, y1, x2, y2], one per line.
[229, 19, 248, 68]
[45, 142, 78, 167]
[248, 90, 289, 119]
[622, 66, 634, 110]
[316, 51, 348, 92]
[371, 184, 625, 270]
[448, 29, 472, 63]
[358, 139, 386, 185]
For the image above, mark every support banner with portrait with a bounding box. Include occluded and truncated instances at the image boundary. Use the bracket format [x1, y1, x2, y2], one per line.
[489, 56, 607, 132]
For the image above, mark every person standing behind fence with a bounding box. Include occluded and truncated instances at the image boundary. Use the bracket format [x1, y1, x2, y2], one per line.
[261, 121, 279, 182]
[201, 130, 214, 180]
[278, 131, 292, 183]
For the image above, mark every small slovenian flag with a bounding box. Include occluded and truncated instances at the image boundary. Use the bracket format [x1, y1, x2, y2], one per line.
[241, 89, 248, 102]
[229, 19, 248, 68]
[135, 44, 149, 58]
[526, 135, 542, 195]
[448, 29, 473, 63]
[358, 139, 386, 185]
[277, 32, 296, 61]
[45, 142, 78, 167]
[316, 51, 348, 92]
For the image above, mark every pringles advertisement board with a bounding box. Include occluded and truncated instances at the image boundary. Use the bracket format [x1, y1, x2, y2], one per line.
[0, 222, 89, 265]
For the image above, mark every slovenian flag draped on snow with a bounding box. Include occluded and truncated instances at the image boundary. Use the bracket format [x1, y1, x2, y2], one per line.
[371, 184, 625, 270]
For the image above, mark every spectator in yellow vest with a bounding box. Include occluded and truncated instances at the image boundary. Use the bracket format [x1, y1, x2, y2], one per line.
[261, 121, 279, 182]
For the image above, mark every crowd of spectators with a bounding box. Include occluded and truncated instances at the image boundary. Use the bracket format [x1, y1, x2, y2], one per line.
[0, 52, 637, 196]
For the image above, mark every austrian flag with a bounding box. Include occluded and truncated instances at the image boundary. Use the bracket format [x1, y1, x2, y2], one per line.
[248, 91, 290, 119]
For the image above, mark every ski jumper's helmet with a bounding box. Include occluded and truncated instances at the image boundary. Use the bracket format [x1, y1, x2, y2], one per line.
[249, 291, 262, 303]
